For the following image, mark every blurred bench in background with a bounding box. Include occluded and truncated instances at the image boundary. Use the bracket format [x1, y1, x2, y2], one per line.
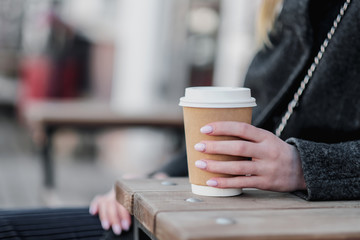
[23, 99, 184, 188]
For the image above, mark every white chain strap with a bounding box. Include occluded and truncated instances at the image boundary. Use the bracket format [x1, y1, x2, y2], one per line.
[275, 0, 352, 137]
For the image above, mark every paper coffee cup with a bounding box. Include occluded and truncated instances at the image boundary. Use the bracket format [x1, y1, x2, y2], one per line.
[179, 87, 256, 197]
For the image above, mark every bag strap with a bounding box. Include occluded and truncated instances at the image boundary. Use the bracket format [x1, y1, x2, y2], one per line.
[275, 0, 352, 137]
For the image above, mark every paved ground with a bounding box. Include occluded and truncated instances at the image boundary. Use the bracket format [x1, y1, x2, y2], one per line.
[0, 112, 178, 209]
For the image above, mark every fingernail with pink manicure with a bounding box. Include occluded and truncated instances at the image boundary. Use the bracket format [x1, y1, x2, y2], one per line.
[121, 220, 130, 231]
[195, 160, 207, 169]
[101, 220, 110, 230]
[194, 143, 206, 152]
[200, 125, 213, 134]
[112, 224, 122, 235]
[206, 179, 218, 187]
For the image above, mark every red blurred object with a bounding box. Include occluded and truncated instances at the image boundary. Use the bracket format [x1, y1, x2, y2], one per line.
[17, 9, 91, 119]
[18, 56, 51, 112]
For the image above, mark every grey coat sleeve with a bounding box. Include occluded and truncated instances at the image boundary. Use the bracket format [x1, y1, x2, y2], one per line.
[286, 138, 360, 201]
[150, 150, 188, 177]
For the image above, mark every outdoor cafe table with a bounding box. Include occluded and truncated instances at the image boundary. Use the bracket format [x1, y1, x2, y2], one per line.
[23, 100, 183, 188]
[115, 177, 360, 240]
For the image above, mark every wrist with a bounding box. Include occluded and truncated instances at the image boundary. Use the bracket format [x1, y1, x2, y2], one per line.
[290, 145, 307, 190]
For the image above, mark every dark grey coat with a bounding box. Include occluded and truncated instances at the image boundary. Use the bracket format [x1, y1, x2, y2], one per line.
[159, 0, 360, 201]
[245, 0, 360, 200]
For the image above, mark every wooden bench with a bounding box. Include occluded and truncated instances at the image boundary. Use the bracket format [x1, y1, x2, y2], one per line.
[23, 100, 184, 188]
[115, 177, 360, 240]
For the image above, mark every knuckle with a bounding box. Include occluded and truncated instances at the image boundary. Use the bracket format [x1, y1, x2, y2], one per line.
[234, 163, 244, 175]
[265, 163, 277, 176]
[235, 142, 247, 155]
[118, 208, 128, 218]
[237, 123, 249, 136]
[259, 178, 271, 190]
[97, 197, 107, 206]
[267, 147, 280, 160]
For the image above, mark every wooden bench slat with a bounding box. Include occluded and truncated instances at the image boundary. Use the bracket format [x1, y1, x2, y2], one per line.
[156, 208, 360, 240]
[115, 178, 190, 214]
[133, 189, 360, 234]
[115, 178, 360, 239]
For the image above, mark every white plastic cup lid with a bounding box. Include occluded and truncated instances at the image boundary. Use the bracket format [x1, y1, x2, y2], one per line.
[179, 87, 256, 108]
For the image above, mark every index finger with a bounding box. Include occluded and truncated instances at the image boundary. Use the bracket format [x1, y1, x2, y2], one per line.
[202, 121, 270, 143]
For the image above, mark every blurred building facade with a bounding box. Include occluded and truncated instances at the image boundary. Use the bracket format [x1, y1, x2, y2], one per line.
[0, 0, 260, 207]
[5, 0, 260, 113]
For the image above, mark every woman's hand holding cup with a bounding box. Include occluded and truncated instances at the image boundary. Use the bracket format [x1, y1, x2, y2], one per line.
[194, 121, 307, 192]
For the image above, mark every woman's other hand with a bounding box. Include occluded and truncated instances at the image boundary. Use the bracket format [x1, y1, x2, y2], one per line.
[194, 121, 306, 192]
[89, 188, 131, 235]
[89, 172, 168, 235]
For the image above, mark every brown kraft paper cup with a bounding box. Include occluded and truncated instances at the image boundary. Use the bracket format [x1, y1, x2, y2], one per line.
[179, 87, 256, 197]
[183, 107, 252, 186]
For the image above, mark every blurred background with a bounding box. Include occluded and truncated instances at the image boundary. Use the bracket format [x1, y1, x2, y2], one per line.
[0, 0, 260, 209]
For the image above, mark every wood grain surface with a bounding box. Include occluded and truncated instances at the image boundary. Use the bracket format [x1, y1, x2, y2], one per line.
[115, 178, 190, 214]
[156, 208, 360, 240]
[133, 189, 360, 234]
[115, 177, 360, 240]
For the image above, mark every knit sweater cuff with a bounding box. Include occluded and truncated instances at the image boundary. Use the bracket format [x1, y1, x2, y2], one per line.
[286, 137, 360, 201]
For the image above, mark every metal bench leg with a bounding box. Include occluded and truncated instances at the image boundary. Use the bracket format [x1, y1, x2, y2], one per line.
[134, 218, 157, 240]
[43, 126, 55, 188]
